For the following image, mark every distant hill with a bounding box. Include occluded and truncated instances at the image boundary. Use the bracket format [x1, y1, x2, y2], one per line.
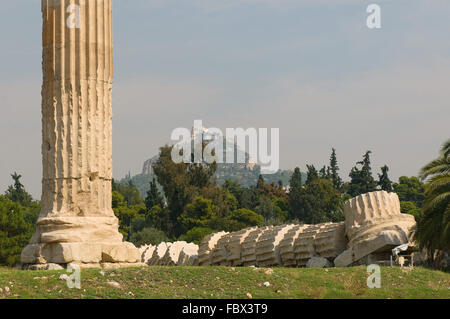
[121, 131, 305, 197]
[120, 159, 305, 198]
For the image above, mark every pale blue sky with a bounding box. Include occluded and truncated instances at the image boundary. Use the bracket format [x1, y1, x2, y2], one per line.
[1, 0, 449, 198]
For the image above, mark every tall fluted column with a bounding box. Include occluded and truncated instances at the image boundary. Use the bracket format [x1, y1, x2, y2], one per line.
[22, 0, 140, 267]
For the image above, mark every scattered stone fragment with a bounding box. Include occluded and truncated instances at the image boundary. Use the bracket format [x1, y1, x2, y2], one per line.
[107, 281, 121, 289]
[306, 256, 333, 268]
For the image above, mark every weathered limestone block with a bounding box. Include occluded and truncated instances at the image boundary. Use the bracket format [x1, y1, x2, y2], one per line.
[226, 227, 257, 266]
[279, 225, 307, 266]
[306, 257, 333, 268]
[21, 243, 102, 264]
[178, 243, 199, 266]
[198, 232, 228, 266]
[334, 230, 407, 267]
[139, 245, 149, 257]
[162, 241, 188, 266]
[21, 0, 140, 267]
[344, 191, 416, 247]
[148, 242, 172, 266]
[102, 243, 141, 263]
[211, 234, 232, 266]
[141, 245, 156, 263]
[256, 225, 296, 267]
[241, 227, 273, 266]
[314, 222, 347, 259]
[293, 224, 321, 266]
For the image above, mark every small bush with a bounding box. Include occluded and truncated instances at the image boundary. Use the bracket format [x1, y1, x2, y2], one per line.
[179, 227, 217, 245]
[129, 227, 169, 247]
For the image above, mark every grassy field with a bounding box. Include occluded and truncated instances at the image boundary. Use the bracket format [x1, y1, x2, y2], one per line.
[0, 266, 449, 299]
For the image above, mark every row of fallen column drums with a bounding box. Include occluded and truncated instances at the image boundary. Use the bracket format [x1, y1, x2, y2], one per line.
[139, 242, 200, 266]
[199, 223, 348, 267]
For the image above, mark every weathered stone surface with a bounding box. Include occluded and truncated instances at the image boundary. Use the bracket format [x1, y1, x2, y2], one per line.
[279, 225, 307, 266]
[162, 241, 188, 266]
[199, 232, 228, 266]
[141, 245, 156, 263]
[306, 257, 333, 268]
[256, 225, 296, 267]
[149, 243, 172, 266]
[241, 227, 272, 267]
[21, 0, 140, 266]
[178, 243, 199, 266]
[211, 234, 232, 266]
[314, 222, 347, 259]
[334, 230, 407, 267]
[226, 227, 257, 266]
[294, 225, 321, 266]
[102, 243, 140, 263]
[21, 243, 102, 264]
[344, 191, 416, 247]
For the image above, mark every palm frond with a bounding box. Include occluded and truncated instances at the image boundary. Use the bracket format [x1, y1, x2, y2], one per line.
[442, 139, 450, 158]
[420, 157, 450, 180]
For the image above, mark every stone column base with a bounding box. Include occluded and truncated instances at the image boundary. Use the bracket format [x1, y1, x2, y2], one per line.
[21, 242, 141, 265]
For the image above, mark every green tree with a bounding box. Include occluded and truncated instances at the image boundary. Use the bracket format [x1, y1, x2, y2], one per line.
[348, 151, 377, 197]
[289, 167, 303, 191]
[400, 201, 421, 219]
[290, 179, 344, 224]
[256, 174, 265, 190]
[288, 167, 303, 220]
[145, 177, 164, 210]
[378, 165, 393, 192]
[112, 190, 146, 239]
[178, 196, 217, 232]
[329, 148, 343, 191]
[224, 208, 264, 231]
[393, 176, 425, 208]
[305, 165, 319, 185]
[0, 196, 32, 266]
[112, 179, 144, 207]
[146, 205, 172, 235]
[153, 145, 217, 236]
[4, 173, 33, 207]
[415, 139, 450, 264]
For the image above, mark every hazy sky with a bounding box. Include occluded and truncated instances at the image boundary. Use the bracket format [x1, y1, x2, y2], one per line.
[1, 0, 449, 198]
